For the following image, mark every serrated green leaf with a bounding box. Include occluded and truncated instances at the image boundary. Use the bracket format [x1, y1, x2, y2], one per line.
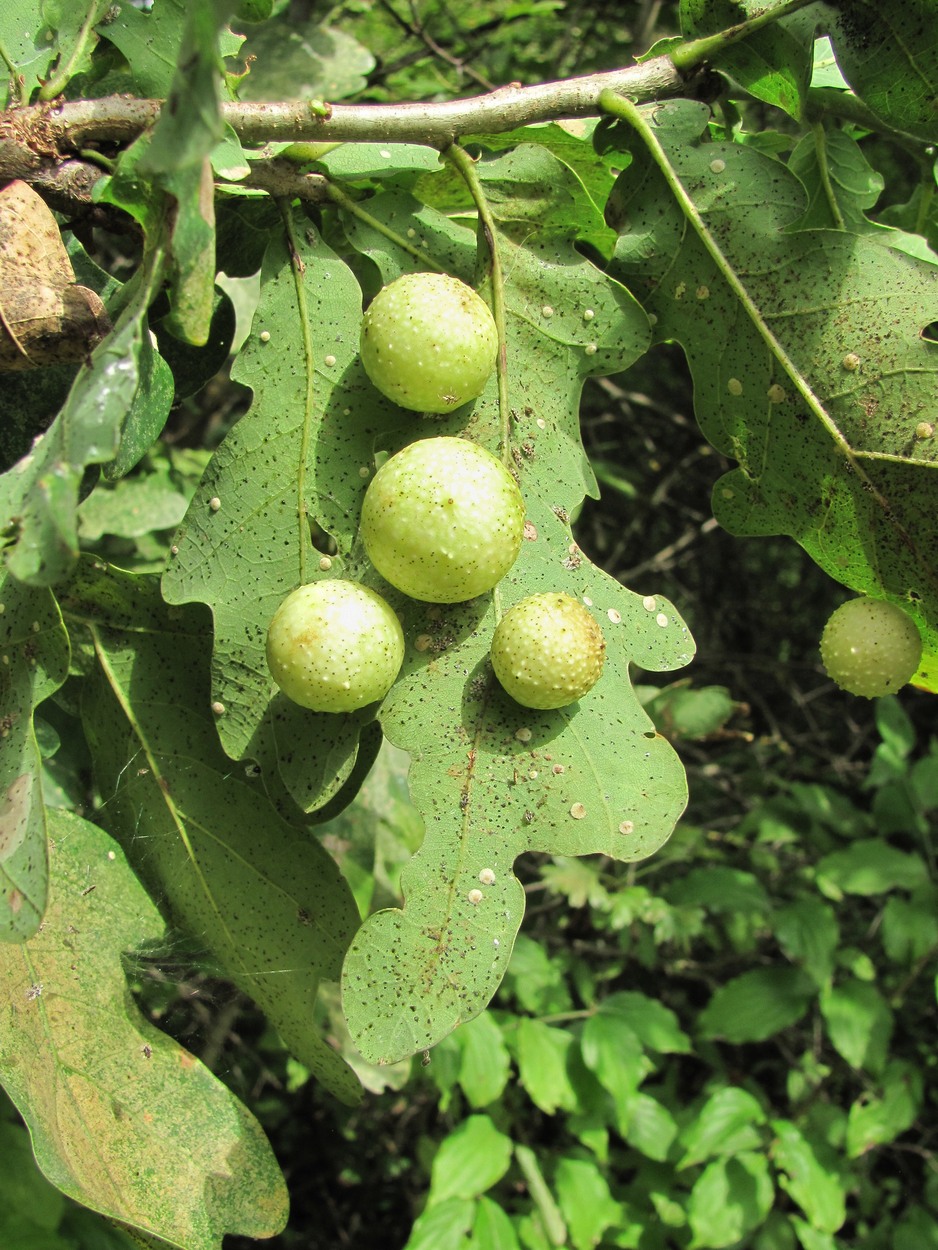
[607, 98, 938, 689]
[452, 1010, 511, 1109]
[825, 0, 938, 142]
[580, 1013, 651, 1133]
[678, 1086, 767, 1169]
[516, 1018, 578, 1115]
[687, 1152, 775, 1250]
[773, 896, 839, 986]
[667, 865, 770, 914]
[881, 887, 938, 963]
[61, 559, 362, 1103]
[428, 1115, 513, 1205]
[698, 967, 815, 1042]
[771, 1120, 847, 1233]
[596, 991, 692, 1053]
[470, 1195, 521, 1250]
[555, 1156, 622, 1250]
[845, 1059, 923, 1157]
[0, 808, 288, 1248]
[0, 570, 70, 940]
[404, 1197, 476, 1250]
[819, 978, 893, 1073]
[627, 1093, 679, 1162]
[816, 838, 928, 896]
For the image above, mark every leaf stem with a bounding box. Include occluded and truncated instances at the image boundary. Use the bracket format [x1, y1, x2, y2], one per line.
[670, 0, 817, 74]
[596, 92, 898, 532]
[811, 121, 846, 230]
[278, 201, 316, 587]
[443, 142, 512, 461]
[323, 180, 443, 271]
[39, 1, 111, 101]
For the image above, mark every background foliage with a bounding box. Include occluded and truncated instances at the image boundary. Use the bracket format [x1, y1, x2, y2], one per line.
[0, 0, 936, 1247]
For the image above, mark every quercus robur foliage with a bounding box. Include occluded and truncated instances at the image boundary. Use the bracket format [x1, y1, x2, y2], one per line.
[0, 1, 936, 1245]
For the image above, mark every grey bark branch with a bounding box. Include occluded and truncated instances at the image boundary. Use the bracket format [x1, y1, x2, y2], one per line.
[2, 55, 685, 150]
[0, 55, 689, 206]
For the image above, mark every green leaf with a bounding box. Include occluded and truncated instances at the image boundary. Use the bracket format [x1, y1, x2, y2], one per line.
[771, 1120, 846, 1233]
[0, 571, 69, 940]
[596, 991, 692, 1053]
[555, 1156, 622, 1250]
[789, 1218, 838, 1250]
[404, 1197, 475, 1250]
[845, 1059, 923, 1157]
[681, 0, 812, 120]
[137, 1, 231, 344]
[698, 968, 815, 1042]
[62, 559, 363, 1104]
[678, 1086, 767, 1169]
[317, 143, 445, 180]
[162, 215, 388, 812]
[36, 0, 114, 98]
[237, 17, 374, 102]
[626, 1093, 679, 1162]
[428, 1115, 513, 1205]
[667, 866, 770, 914]
[78, 469, 189, 542]
[816, 838, 928, 897]
[643, 682, 738, 740]
[819, 978, 893, 1073]
[825, 0, 938, 142]
[96, 0, 221, 99]
[515, 1018, 578, 1115]
[606, 98, 938, 687]
[452, 1011, 512, 1109]
[881, 887, 938, 964]
[895, 1207, 938, 1250]
[687, 1152, 775, 1249]
[0, 0, 57, 103]
[580, 1013, 651, 1133]
[0, 1117, 66, 1239]
[0, 808, 288, 1248]
[0, 272, 169, 586]
[470, 1196, 521, 1250]
[772, 897, 839, 987]
[787, 126, 885, 233]
[504, 934, 572, 1015]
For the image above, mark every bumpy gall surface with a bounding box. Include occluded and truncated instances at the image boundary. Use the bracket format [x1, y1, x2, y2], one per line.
[820, 596, 922, 698]
[360, 272, 498, 413]
[360, 436, 525, 603]
[266, 580, 404, 712]
[491, 592, 606, 710]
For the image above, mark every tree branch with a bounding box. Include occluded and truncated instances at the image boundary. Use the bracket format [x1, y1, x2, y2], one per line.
[2, 54, 687, 158]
